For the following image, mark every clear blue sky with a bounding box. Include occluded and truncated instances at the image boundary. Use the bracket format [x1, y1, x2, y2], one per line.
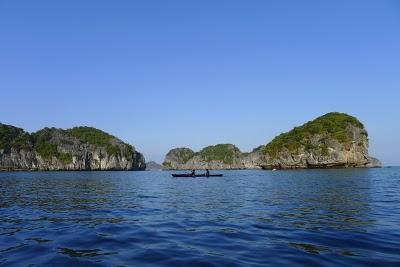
[1, 0, 399, 165]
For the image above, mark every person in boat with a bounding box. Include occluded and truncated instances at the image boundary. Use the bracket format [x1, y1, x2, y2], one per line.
[205, 169, 210, 177]
[191, 169, 195, 176]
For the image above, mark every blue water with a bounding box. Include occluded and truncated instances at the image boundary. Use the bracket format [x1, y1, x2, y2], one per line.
[1, 168, 400, 266]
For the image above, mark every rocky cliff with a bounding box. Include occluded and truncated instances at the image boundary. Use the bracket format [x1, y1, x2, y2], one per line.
[261, 112, 381, 169]
[0, 124, 146, 171]
[162, 112, 381, 170]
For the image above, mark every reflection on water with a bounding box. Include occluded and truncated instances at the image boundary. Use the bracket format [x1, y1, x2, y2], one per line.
[0, 169, 400, 266]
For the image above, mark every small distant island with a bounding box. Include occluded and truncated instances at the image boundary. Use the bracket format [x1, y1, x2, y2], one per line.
[146, 161, 163, 171]
[0, 124, 145, 171]
[163, 112, 381, 170]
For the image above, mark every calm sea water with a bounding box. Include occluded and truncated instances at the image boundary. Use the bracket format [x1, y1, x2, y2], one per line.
[0, 168, 399, 266]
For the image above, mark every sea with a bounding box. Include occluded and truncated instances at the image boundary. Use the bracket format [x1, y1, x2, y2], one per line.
[1, 168, 399, 266]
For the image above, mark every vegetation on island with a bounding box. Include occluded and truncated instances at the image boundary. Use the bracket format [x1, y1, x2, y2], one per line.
[163, 148, 194, 167]
[198, 144, 240, 164]
[263, 112, 365, 158]
[67, 126, 124, 157]
[66, 126, 135, 157]
[67, 127, 114, 147]
[0, 124, 32, 152]
[57, 152, 73, 164]
[163, 161, 173, 168]
[31, 128, 73, 163]
[163, 144, 242, 166]
[35, 142, 73, 164]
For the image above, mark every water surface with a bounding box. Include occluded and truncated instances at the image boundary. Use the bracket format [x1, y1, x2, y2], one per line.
[1, 168, 400, 266]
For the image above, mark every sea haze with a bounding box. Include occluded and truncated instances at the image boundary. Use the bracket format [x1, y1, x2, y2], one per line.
[1, 168, 400, 266]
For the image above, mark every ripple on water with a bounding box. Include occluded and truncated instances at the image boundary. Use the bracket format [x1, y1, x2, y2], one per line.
[0, 169, 400, 266]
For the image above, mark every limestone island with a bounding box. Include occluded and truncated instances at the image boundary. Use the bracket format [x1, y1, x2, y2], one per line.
[163, 112, 381, 170]
[146, 161, 163, 171]
[0, 124, 145, 171]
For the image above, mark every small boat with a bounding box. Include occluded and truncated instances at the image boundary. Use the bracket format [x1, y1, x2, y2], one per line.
[172, 174, 223, 177]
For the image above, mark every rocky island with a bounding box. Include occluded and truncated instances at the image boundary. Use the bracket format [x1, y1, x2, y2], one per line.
[163, 144, 256, 170]
[163, 112, 381, 170]
[0, 124, 146, 171]
[146, 161, 163, 171]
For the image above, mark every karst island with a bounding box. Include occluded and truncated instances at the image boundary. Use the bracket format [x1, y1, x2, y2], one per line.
[163, 112, 381, 170]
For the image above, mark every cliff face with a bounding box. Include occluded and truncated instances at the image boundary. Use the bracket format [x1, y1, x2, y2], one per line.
[0, 124, 145, 171]
[242, 146, 266, 169]
[162, 113, 381, 170]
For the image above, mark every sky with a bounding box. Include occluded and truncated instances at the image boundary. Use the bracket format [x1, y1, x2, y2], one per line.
[0, 0, 399, 165]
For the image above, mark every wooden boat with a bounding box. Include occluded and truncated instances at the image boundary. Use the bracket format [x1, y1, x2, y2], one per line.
[171, 174, 223, 177]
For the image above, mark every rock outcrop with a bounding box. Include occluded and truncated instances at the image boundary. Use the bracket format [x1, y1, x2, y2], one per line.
[0, 124, 146, 171]
[261, 112, 381, 169]
[162, 112, 381, 170]
[242, 146, 266, 169]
